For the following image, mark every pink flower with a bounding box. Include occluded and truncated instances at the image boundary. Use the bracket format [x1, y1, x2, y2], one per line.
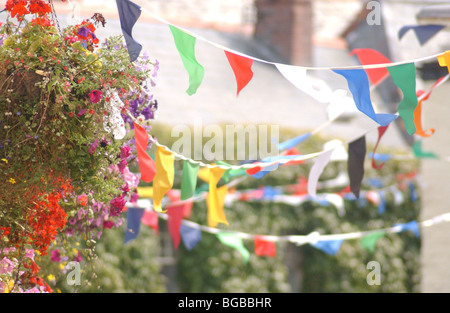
[88, 139, 99, 155]
[120, 146, 131, 160]
[109, 196, 126, 217]
[51, 250, 61, 263]
[89, 90, 103, 103]
[103, 220, 114, 229]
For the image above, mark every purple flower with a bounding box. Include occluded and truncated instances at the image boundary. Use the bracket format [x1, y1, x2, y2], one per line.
[89, 90, 103, 103]
[77, 26, 90, 38]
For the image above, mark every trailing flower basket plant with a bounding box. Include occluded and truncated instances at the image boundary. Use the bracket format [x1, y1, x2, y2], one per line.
[0, 0, 158, 292]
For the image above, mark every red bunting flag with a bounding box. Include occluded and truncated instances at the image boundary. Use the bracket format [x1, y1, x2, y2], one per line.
[224, 51, 254, 96]
[133, 122, 156, 182]
[167, 202, 186, 250]
[350, 48, 391, 86]
[141, 209, 159, 235]
[254, 236, 276, 257]
[371, 125, 389, 169]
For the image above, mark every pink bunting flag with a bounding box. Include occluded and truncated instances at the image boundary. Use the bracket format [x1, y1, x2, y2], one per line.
[224, 51, 254, 96]
[133, 122, 156, 183]
[167, 202, 186, 250]
[350, 48, 391, 86]
[254, 236, 276, 258]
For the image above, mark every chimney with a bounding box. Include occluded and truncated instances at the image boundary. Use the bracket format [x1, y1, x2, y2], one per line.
[253, 0, 313, 66]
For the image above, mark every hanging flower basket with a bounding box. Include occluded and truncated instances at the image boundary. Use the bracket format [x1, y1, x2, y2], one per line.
[0, 0, 158, 293]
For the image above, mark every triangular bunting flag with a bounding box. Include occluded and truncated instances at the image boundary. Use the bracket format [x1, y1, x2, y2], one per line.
[395, 220, 420, 238]
[217, 232, 250, 263]
[278, 132, 312, 151]
[133, 122, 156, 183]
[275, 64, 333, 103]
[254, 236, 276, 258]
[414, 94, 435, 138]
[332, 69, 397, 126]
[348, 136, 366, 198]
[412, 140, 438, 159]
[115, 0, 143, 62]
[180, 224, 202, 251]
[169, 25, 205, 95]
[311, 239, 343, 255]
[360, 231, 385, 253]
[307, 150, 333, 197]
[124, 207, 145, 244]
[152, 146, 175, 212]
[371, 125, 389, 169]
[398, 25, 445, 45]
[141, 209, 159, 234]
[387, 63, 418, 135]
[167, 202, 185, 249]
[437, 51, 450, 74]
[207, 184, 229, 228]
[180, 161, 200, 201]
[224, 51, 254, 96]
[350, 48, 391, 86]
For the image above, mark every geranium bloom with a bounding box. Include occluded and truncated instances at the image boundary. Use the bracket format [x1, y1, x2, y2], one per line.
[89, 90, 103, 103]
[77, 193, 88, 206]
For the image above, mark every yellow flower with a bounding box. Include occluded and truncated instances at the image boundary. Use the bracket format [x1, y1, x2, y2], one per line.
[59, 263, 65, 270]
[47, 274, 56, 281]
[72, 248, 78, 255]
[9, 178, 16, 184]
[1, 158, 7, 164]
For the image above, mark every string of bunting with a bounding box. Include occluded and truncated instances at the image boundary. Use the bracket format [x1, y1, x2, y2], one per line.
[123, 197, 448, 259]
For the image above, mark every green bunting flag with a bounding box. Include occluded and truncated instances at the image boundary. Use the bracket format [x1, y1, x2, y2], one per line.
[216, 232, 250, 263]
[360, 231, 386, 253]
[180, 161, 200, 201]
[412, 140, 438, 158]
[169, 25, 205, 95]
[387, 63, 418, 135]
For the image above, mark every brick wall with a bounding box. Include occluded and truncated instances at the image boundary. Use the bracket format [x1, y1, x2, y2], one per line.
[253, 0, 313, 66]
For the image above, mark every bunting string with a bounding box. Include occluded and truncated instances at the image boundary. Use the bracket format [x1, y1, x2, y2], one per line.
[126, 197, 449, 248]
[138, 6, 445, 71]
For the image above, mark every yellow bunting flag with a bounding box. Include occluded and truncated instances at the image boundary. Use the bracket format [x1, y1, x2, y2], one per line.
[197, 166, 213, 183]
[206, 167, 228, 227]
[152, 146, 175, 213]
[437, 51, 450, 74]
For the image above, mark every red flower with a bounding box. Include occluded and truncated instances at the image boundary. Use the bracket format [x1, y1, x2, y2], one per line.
[89, 90, 103, 103]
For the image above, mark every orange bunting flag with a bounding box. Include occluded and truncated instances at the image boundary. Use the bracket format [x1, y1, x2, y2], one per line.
[414, 91, 435, 138]
[206, 167, 228, 227]
[413, 75, 446, 137]
[437, 51, 450, 74]
[152, 146, 175, 213]
[133, 122, 156, 183]
[224, 51, 254, 96]
[254, 236, 276, 258]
